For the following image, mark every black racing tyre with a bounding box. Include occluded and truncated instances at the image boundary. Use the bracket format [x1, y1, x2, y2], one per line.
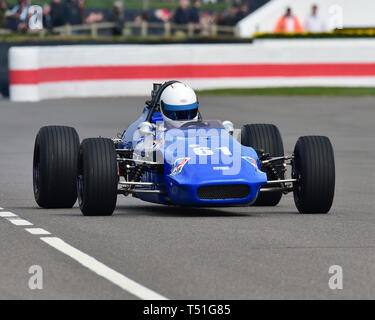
[78, 138, 118, 216]
[292, 136, 335, 214]
[241, 124, 284, 206]
[33, 126, 80, 208]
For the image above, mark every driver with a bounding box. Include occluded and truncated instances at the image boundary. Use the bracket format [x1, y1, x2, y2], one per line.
[160, 82, 199, 121]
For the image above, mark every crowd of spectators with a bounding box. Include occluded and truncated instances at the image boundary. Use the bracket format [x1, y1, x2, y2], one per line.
[0, 0, 325, 35]
[274, 5, 326, 33]
[0, 0, 332, 35]
[0, 1, 330, 36]
[216, 1, 250, 26]
[0, 0, 252, 34]
[133, 0, 251, 31]
[0, 0, 104, 31]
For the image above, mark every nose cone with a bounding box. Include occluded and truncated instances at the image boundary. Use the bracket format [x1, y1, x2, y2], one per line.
[162, 127, 267, 206]
[165, 156, 267, 206]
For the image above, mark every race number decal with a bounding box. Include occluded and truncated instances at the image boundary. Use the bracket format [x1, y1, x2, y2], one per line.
[191, 146, 232, 156]
[217, 147, 232, 156]
[193, 146, 214, 156]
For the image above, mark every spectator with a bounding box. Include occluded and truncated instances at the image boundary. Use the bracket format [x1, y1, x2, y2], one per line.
[77, 0, 103, 24]
[221, 4, 241, 26]
[189, 0, 201, 24]
[305, 4, 325, 33]
[201, 10, 214, 25]
[9, 0, 30, 31]
[50, 0, 65, 27]
[85, 11, 103, 24]
[149, 9, 170, 35]
[274, 7, 303, 33]
[109, 0, 124, 35]
[77, 0, 85, 23]
[153, 8, 170, 23]
[0, 0, 7, 29]
[189, 0, 201, 34]
[64, 0, 82, 25]
[237, 1, 250, 21]
[215, 11, 225, 25]
[174, 0, 189, 25]
[43, 4, 52, 29]
[134, 12, 150, 23]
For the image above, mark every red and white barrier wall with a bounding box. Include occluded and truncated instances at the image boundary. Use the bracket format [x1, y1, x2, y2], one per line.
[9, 39, 375, 101]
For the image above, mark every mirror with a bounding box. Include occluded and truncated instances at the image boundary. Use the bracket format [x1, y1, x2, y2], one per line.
[222, 120, 234, 135]
[138, 122, 153, 136]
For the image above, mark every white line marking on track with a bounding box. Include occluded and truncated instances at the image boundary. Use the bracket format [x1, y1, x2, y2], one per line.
[0, 207, 4, 210]
[7, 218, 33, 226]
[0, 211, 18, 218]
[25, 228, 51, 235]
[40, 237, 168, 300]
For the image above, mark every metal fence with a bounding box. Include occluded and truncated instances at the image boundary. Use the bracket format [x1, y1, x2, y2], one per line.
[0, 28, 11, 35]
[52, 21, 238, 38]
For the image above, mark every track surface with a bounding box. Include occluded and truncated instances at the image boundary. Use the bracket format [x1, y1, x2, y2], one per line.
[0, 95, 374, 300]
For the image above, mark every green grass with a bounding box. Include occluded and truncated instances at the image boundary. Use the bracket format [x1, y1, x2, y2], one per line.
[198, 87, 375, 96]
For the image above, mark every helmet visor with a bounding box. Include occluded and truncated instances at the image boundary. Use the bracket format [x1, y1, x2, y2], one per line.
[162, 102, 198, 121]
[163, 108, 198, 121]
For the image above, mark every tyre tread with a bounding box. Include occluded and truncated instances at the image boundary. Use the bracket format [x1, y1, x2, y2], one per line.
[79, 138, 117, 216]
[293, 136, 335, 213]
[33, 126, 79, 208]
[241, 124, 284, 206]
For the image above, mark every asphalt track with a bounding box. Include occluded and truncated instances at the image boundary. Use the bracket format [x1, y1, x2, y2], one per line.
[0, 95, 374, 300]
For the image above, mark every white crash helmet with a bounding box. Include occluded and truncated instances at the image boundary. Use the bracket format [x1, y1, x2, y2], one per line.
[160, 82, 199, 121]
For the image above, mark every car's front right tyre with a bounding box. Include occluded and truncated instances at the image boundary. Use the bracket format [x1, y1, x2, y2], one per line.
[78, 138, 118, 216]
[33, 126, 80, 208]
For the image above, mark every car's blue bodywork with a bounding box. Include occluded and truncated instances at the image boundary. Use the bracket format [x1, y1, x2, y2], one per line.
[120, 107, 267, 206]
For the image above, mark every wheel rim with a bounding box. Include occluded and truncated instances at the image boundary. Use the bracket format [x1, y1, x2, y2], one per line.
[292, 156, 303, 207]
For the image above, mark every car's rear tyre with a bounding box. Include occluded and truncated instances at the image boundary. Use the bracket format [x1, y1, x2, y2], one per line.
[292, 136, 335, 214]
[78, 138, 118, 216]
[33, 126, 80, 208]
[241, 124, 284, 206]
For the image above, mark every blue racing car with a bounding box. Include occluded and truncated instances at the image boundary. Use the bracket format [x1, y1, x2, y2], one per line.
[33, 81, 335, 216]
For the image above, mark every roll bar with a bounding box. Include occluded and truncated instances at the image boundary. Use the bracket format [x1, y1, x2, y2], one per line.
[145, 80, 181, 123]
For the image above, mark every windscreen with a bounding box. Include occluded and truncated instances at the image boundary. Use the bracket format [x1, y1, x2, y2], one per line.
[163, 119, 225, 130]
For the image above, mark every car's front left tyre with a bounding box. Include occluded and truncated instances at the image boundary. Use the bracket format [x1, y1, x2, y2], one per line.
[33, 126, 80, 208]
[241, 124, 285, 206]
[292, 136, 335, 214]
[78, 138, 118, 216]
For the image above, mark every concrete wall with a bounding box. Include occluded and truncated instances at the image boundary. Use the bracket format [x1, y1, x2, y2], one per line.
[9, 40, 375, 101]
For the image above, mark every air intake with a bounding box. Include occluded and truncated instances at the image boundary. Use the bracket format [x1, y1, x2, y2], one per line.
[198, 184, 250, 200]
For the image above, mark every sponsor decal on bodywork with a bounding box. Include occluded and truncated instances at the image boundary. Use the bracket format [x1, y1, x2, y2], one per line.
[170, 158, 190, 176]
[213, 166, 230, 171]
[242, 156, 262, 172]
[153, 139, 163, 151]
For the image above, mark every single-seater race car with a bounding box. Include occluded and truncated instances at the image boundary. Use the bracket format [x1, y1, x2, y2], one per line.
[33, 81, 335, 216]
